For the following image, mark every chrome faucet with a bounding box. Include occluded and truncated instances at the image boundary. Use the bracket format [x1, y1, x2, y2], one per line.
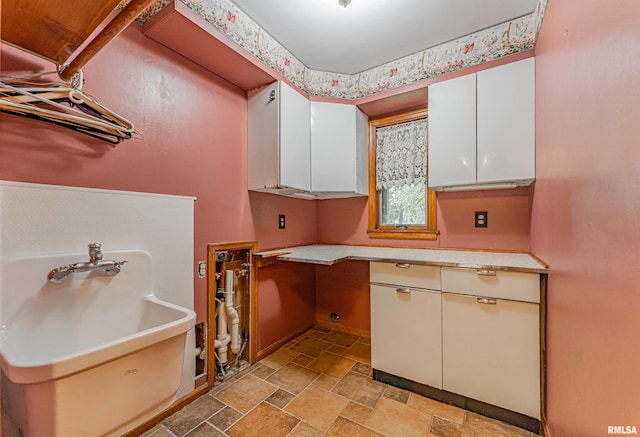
[47, 243, 128, 283]
[88, 243, 102, 265]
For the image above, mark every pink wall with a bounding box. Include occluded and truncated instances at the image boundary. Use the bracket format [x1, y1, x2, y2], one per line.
[314, 186, 532, 335]
[257, 263, 316, 352]
[316, 261, 371, 336]
[531, 1, 640, 435]
[316, 188, 531, 251]
[0, 26, 317, 344]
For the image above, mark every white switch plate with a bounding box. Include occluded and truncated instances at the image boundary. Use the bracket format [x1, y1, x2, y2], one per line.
[197, 261, 206, 278]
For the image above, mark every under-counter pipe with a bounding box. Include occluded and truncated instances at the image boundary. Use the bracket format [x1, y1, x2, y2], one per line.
[215, 299, 230, 365]
[225, 270, 241, 354]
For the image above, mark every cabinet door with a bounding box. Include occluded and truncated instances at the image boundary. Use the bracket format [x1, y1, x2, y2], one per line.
[310, 102, 357, 192]
[477, 57, 535, 183]
[442, 293, 540, 418]
[279, 82, 311, 191]
[248, 82, 279, 190]
[371, 284, 442, 389]
[428, 73, 477, 188]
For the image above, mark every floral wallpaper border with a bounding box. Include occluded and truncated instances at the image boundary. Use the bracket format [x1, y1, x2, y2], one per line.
[133, 0, 548, 100]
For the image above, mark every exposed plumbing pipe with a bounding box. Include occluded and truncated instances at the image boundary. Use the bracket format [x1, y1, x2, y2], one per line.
[225, 270, 241, 354]
[215, 300, 230, 365]
[214, 270, 241, 369]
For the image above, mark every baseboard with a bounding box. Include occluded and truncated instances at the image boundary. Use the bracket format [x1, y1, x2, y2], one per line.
[122, 384, 209, 437]
[255, 323, 315, 361]
[373, 369, 541, 435]
[315, 320, 370, 338]
[542, 417, 551, 437]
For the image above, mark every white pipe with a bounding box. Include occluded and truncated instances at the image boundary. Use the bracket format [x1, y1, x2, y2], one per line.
[225, 270, 241, 354]
[216, 299, 230, 364]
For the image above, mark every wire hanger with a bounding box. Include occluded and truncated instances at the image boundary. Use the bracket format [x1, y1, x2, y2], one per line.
[0, 70, 137, 144]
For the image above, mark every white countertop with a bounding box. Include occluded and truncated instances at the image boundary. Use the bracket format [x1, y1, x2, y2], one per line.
[255, 244, 547, 273]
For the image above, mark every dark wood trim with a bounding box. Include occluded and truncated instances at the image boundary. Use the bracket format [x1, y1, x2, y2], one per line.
[540, 274, 548, 435]
[373, 370, 541, 434]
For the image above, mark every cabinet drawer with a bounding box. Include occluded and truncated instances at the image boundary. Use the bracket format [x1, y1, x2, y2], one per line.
[370, 262, 441, 290]
[441, 267, 539, 303]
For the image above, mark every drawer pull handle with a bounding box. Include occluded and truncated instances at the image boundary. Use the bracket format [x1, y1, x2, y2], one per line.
[476, 269, 497, 276]
[395, 263, 411, 269]
[476, 297, 497, 305]
[396, 288, 411, 294]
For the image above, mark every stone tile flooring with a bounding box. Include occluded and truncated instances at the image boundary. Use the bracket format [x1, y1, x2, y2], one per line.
[139, 327, 537, 437]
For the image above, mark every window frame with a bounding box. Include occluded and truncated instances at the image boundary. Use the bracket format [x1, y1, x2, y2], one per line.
[367, 109, 438, 240]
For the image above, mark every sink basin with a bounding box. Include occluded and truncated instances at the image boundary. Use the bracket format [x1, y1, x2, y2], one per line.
[0, 250, 196, 436]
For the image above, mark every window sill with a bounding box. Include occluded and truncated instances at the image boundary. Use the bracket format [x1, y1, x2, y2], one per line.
[367, 229, 439, 241]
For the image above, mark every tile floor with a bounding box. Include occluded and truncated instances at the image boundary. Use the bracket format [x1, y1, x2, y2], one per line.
[139, 326, 537, 437]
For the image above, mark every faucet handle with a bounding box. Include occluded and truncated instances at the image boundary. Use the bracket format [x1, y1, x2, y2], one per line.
[88, 243, 102, 262]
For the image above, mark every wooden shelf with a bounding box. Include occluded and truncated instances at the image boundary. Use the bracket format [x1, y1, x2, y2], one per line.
[1, 0, 122, 65]
[1, 0, 157, 79]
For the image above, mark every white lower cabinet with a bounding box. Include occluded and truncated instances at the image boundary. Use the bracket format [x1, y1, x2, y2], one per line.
[371, 284, 442, 389]
[442, 292, 540, 419]
[370, 262, 542, 422]
[370, 262, 442, 388]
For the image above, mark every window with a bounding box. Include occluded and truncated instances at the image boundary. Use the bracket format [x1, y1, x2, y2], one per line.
[367, 109, 438, 240]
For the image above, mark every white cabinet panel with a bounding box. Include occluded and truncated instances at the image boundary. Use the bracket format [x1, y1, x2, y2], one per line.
[442, 293, 540, 419]
[248, 81, 311, 192]
[310, 102, 368, 195]
[371, 284, 442, 389]
[248, 82, 280, 191]
[279, 82, 311, 190]
[477, 57, 535, 183]
[428, 73, 477, 188]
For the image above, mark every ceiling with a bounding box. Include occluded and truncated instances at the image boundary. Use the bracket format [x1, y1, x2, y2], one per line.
[231, 0, 538, 75]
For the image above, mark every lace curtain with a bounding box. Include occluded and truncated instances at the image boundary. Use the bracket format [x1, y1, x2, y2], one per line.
[375, 118, 428, 190]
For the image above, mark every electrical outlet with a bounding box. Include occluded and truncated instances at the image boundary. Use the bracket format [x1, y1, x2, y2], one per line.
[197, 260, 207, 278]
[475, 211, 488, 228]
[278, 214, 286, 229]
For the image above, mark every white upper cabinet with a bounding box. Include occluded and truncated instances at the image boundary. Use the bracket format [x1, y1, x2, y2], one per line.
[310, 102, 368, 196]
[428, 57, 535, 191]
[248, 81, 311, 193]
[428, 73, 477, 188]
[248, 82, 368, 199]
[477, 57, 535, 184]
